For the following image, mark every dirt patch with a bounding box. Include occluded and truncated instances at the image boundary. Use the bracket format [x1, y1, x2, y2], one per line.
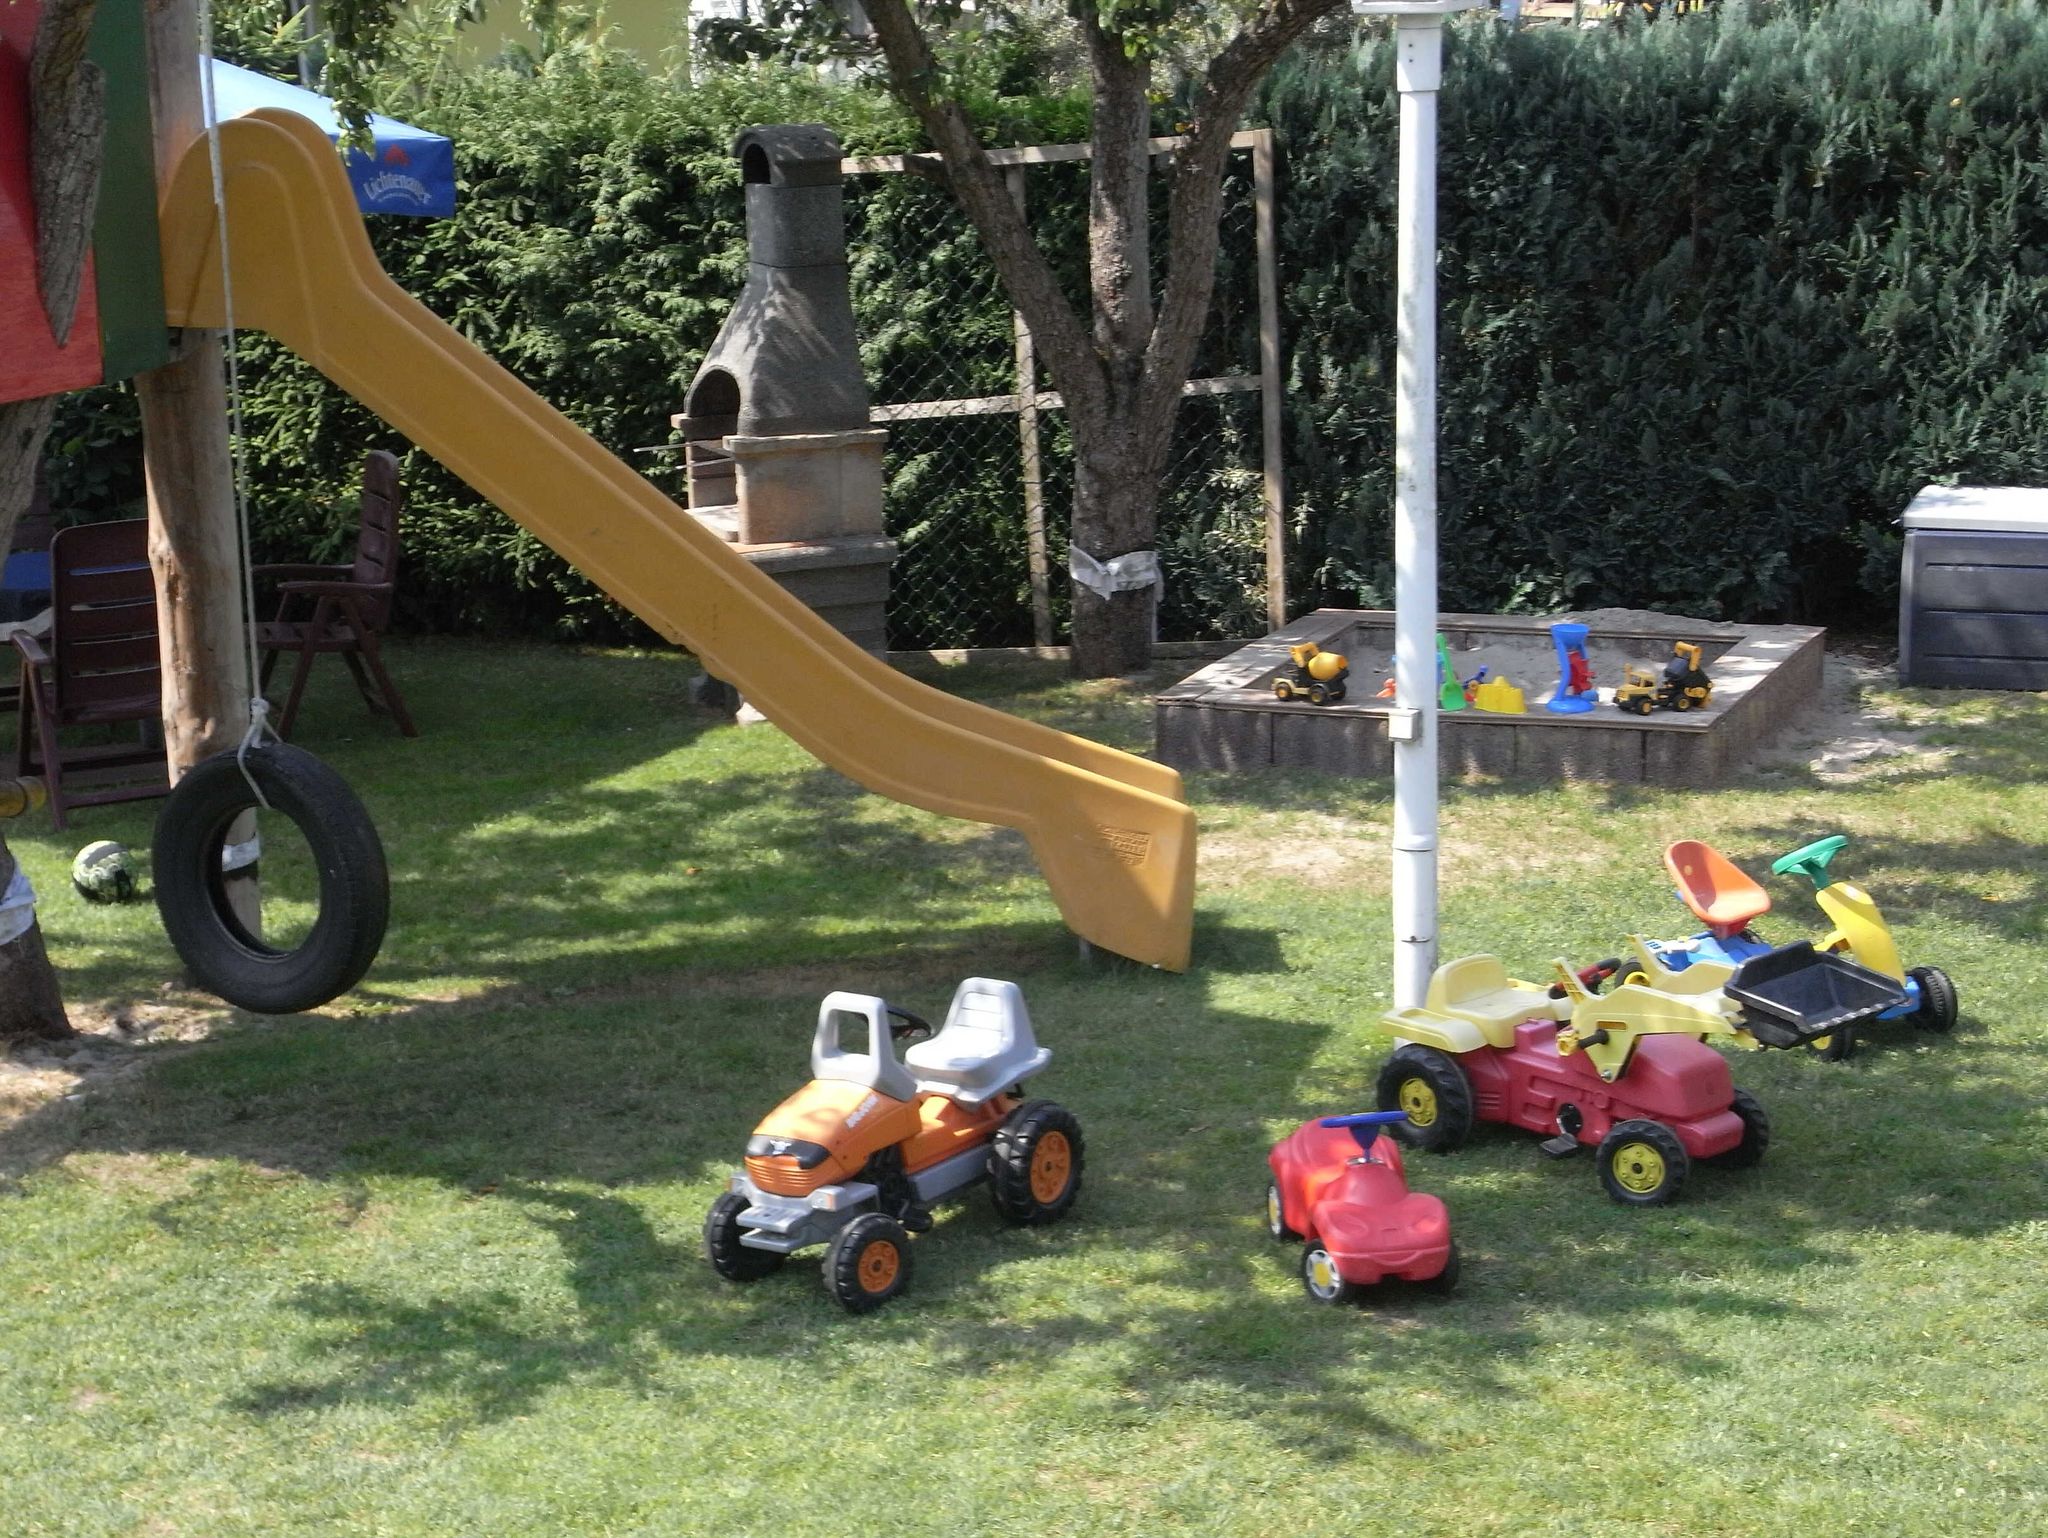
[1746, 654, 1954, 783]
[0, 997, 225, 1159]
[1199, 826, 1388, 892]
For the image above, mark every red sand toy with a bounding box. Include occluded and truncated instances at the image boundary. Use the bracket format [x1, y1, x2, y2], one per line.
[1266, 1110, 1458, 1303]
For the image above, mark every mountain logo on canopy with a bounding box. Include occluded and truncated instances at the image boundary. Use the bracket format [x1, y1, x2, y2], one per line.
[382, 145, 411, 167]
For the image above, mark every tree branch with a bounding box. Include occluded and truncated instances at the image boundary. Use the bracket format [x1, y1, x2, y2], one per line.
[1141, 0, 1349, 435]
[1079, 10, 1152, 372]
[29, 0, 104, 347]
[861, 0, 1107, 421]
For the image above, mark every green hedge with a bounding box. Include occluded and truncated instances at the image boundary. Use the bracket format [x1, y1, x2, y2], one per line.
[49, 54, 1085, 642]
[1269, 0, 2048, 622]
[46, 1, 2048, 640]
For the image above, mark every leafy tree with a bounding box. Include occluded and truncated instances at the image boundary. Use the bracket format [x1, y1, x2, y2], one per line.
[865, 0, 1354, 675]
[702, 1, 1354, 674]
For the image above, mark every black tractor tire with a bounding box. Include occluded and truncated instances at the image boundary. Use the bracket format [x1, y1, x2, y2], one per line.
[989, 1101, 1085, 1225]
[152, 743, 388, 1014]
[1909, 966, 1958, 1033]
[1705, 1089, 1771, 1170]
[1597, 1119, 1690, 1207]
[826, 1213, 913, 1314]
[704, 1191, 783, 1282]
[1375, 1046, 1475, 1154]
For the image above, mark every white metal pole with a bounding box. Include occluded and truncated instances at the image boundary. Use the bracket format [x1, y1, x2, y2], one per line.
[1391, 14, 1444, 1010]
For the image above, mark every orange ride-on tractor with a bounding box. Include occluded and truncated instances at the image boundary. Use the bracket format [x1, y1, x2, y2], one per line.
[705, 979, 1084, 1313]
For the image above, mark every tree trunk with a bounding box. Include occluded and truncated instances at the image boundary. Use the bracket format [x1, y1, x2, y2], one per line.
[1067, 409, 1174, 677]
[859, 0, 1355, 678]
[1, 400, 75, 1042]
[0, 839, 73, 1042]
[1, 397, 73, 1042]
[136, 0, 249, 778]
[0, 0, 105, 1044]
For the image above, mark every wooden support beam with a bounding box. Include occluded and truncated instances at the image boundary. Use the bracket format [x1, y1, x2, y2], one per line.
[134, 0, 247, 777]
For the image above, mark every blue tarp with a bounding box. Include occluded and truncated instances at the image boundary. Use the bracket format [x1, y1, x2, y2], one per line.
[202, 58, 456, 219]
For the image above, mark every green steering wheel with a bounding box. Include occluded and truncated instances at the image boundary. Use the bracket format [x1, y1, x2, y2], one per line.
[1771, 834, 1850, 890]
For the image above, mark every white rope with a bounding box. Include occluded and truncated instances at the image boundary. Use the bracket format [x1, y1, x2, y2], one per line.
[192, 28, 276, 809]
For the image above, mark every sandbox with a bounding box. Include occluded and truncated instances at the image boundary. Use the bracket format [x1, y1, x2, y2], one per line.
[1156, 610, 1826, 785]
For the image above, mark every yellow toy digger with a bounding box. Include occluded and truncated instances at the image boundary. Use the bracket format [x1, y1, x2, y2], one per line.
[1613, 641, 1712, 715]
[1272, 642, 1350, 705]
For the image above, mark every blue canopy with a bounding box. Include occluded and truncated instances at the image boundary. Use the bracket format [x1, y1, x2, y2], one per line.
[202, 58, 456, 219]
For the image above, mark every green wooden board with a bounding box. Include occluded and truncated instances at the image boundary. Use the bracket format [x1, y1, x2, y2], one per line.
[87, 0, 167, 382]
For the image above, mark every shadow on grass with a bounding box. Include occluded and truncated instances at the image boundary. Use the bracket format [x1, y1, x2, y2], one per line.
[3, 944, 2035, 1455]
[5, 638, 1209, 1000]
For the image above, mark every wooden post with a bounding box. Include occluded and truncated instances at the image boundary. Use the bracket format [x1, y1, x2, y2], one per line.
[133, 0, 261, 935]
[1007, 165, 1053, 648]
[1253, 127, 1287, 632]
[134, 0, 249, 777]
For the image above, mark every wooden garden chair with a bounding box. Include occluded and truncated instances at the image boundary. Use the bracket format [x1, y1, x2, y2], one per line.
[10, 518, 170, 830]
[254, 449, 418, 739]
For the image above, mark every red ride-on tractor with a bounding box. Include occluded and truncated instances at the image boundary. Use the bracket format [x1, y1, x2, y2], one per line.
[1266, 1109, 1458, 1304]
[1366, 949, 1901, 1205]
[706, 980, 1082, 1313]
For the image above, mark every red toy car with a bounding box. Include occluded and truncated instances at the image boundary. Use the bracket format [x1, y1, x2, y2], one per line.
[1265, 1110, 1459, 1304]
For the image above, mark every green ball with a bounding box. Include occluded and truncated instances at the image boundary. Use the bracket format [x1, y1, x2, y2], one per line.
[72, 841, 138, 904]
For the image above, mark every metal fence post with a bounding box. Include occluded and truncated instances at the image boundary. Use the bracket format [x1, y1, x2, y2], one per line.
[1253, 127, 1286, 631]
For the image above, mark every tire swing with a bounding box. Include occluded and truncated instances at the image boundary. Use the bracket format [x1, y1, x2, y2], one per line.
[147, 67, 391, 1015]
[153, 742, 390, 1014]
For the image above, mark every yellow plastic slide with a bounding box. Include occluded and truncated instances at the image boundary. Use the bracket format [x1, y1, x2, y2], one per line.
[156, 111, 1195, 969]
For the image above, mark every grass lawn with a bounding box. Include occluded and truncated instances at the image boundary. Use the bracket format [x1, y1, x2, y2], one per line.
[1, 637, 2042, 1537]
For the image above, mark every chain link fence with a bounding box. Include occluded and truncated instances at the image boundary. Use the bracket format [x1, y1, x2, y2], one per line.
[843, 136, 1278, 651]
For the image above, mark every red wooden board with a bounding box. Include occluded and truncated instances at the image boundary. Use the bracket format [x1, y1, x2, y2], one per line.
[1, 0, 104, 406]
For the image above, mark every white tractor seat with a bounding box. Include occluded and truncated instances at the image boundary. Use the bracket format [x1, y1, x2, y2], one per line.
[904, 978, 1050, 1105]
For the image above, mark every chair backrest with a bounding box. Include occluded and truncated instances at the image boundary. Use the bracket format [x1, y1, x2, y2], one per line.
[938, 977, 1033, 1059]
[48, 520, 160, 723]
[811, 991, 918, 1102]
[349, 450, 403, 631]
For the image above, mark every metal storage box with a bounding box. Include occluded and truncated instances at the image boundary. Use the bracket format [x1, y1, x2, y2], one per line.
[1898, 485, 2048, 689]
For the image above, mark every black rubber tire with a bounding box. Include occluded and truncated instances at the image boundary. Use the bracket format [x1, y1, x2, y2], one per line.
[825, 1213, 912, 1314]
[989, 1100, 1085, 1225]
[1597, 1119, 1690, 1207]
[1424, 1239, 1462, 1295]
[1909, 966, 1958, 1033]
[152, 743, 389, 1014]
[704, 1191, 783, 1282]
[1265, 1180, 1298, 1242]
[1299, 1242, 1359, 1306]
[1705, 1088, 1771, 1170]
[1272, 680, 1293, 701]
[1375, 1046, 1475, 1154]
